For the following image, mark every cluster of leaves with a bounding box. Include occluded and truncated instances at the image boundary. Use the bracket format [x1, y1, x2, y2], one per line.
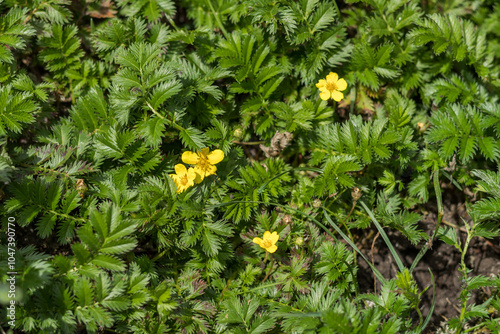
[2, 0, 500, 333]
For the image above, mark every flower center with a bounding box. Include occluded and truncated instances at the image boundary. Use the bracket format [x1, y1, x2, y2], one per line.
[326, 81, 337, 91]
[262, 239, 273, 248]
[198, 156, 209, 170]
[180, 175, 189, 185]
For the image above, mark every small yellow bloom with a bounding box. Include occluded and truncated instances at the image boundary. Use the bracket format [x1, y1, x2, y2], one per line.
[170, 164, 197, 193]
[182, 147, 224, 182]
[316, 72, 347, 102]
[253, 231, 279, 253]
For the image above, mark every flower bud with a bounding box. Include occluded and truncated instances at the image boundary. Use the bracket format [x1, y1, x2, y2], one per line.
[282, 214, 292, 224]
[233, 128, 243, 138]
[351, 187, 362, 201]
[312, 198, 321, 208]
[417, 122, 427, 133]
[295, 237, 304, 246]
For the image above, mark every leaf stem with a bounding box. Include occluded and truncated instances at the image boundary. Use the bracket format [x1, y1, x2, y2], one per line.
[457, 223, 473, 334]
[410, 170, 444, 273]
[262, 254, 274, 283]
[374, 4, 404, 53]
[204, 0, 229, 38]
[145, 100, 185, 132]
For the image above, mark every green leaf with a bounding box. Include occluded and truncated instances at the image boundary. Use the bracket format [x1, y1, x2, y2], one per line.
[179, 127, 207, 150]
[92, 254, 126, 271]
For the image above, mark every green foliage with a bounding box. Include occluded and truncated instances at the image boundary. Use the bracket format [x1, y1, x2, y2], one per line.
[427, 104, 500, 163]
[410, 14, 489, 75]
[0, 8, 36, 64]
[2, 0, 500, 333]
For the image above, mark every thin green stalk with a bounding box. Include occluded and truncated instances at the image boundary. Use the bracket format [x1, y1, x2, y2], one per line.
[410, 170, 444, 273]
[204, 0, 229, 38]
[432, 170, 444, 243]
[324, 205, 358, 270]
[247, 281, 286, 292]
[323, 209, 387, 284]
[418, 269, 436, 333]
[151, 249, 168, 262]
[166, 15, 180, 32]
[374, 4, 404, 53]
[416, 307, 423, 326]
[360, 201, 405, 273]
[262, 256, 274, 283]
[145, 100, 185, 132]
[457, 223, 473, 334]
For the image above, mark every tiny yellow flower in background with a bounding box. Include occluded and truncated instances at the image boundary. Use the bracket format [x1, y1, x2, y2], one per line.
[182, 147, 224, 182]
[170, 164, 197, 193]
[253, 231, 279, 253]
[316, 72, 347, 102]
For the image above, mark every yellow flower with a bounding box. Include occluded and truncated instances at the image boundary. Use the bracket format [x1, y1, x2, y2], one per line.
[170, 164, 197, 193]
[316, 72, 347, 101]
[253, 231, 279, 253]
[182, 147, 224, 182]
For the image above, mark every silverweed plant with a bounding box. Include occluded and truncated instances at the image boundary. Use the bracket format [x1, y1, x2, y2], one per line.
[1, 0, 500, 333]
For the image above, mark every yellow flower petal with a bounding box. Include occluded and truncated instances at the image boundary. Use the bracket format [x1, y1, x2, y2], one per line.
[315, 79, 326, 88]
[320, 90, 331, 100]
[207, 149, 224, 165]
[182, 151, 199, 164]
[205, 164, 217, 177]
[266, 245, 278, 253]
[193, 171, 203, 184]
[326, 72, 338, 83]
[174, 164, 187, 175]
[331, 90, 344, 102]
[200, 147, 210, 157]
[336, 78, 347, 91]
[253, 237, 263, 246]
[194, 165, 205, 181]
[187, 167, 196, 180]
[263, 231, 271, 239]
[269, 232, 279, 244]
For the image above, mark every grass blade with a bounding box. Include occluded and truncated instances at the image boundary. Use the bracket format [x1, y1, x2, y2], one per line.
[418, 268, 436, 333]
[360, 201, 405, 273]
[323, 209, 387, 285]
[257, 167, 322, 194]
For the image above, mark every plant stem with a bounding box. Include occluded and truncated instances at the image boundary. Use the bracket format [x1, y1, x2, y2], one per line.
[457, 228, 473, 334]
[204, 0, 229, 38]
[344, 200, 357, 224]
[145, 100, 185, 132]
[416, 306, 423, 326]
[410, 170, 444, 273]
[325, 205, 357, 258]
[166, 15, 180, 32]
[151, 249, 167, 262]
[374, 5, 404, 53]
[262, 255, 274, 283]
